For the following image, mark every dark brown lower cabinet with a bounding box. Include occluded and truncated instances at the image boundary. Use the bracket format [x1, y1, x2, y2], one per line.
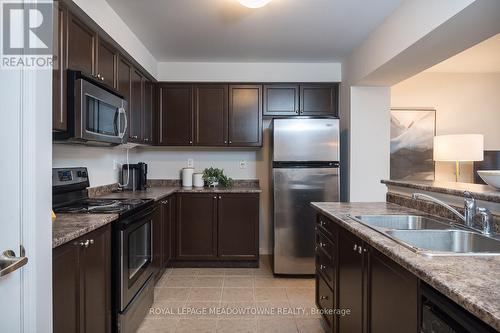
[368, 247, 418, 333]
[152, 201, 163, 278]
[337, 228, 364, 333]
[175, 193, 259, 262]
[316, 213, 419, 333]
[161, 196, 175, 266]
[176, 194, 218, 260]
[217, 193, 259, 260]
[53, 224, 111, 333]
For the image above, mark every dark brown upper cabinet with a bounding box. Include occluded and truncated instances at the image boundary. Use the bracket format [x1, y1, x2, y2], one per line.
[217, 193, 259, 260]
[129, 69, 144, 142]
[228, 85, 263, 147]
[53, 2, 67, 132]
[300, 84, 338, 116]
[158, 85, 194, 146]
[143, 80, 154, 144]
[194, 84, 228, 146]
[66, 12, 96, 75]
[176, 194, 218, 260]
[263, 84, 300, 116]
[96, 37, 117, 89]
[263, 83, 339, 117]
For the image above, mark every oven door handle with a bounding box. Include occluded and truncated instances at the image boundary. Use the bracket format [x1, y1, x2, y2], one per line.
[119, 205, 156, 228]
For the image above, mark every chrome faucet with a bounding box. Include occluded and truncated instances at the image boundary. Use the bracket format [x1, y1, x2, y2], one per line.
[411, 191, 492, 235]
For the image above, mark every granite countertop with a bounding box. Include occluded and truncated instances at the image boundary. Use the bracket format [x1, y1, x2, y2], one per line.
[382, 179, 500, 203]
[95, 185, 262, 201]
[311, 202, 500, 331]
[52, 213, 118, 248]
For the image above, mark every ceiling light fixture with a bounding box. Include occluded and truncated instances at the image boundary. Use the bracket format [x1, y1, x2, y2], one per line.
[238, 0, 272, 9]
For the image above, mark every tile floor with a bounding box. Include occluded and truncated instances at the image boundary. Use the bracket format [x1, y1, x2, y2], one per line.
[137, 256, 328, 333]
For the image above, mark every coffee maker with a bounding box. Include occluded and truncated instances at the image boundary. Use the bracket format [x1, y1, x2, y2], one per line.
[121, 162, 148, 191]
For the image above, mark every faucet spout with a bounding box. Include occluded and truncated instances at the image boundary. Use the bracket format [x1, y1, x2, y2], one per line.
[411, 193, 466, 222]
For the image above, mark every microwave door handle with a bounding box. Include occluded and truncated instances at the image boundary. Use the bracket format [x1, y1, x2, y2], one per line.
[118, 107, 128, 139]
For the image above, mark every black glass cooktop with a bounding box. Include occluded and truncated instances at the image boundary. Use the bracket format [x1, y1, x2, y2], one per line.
[54, 198, 152, 215]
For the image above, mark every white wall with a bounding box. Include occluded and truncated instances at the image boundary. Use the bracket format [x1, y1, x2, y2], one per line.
[157, 62, 341, 82]
[341, 0, 500, 201]
[72, 0, 157, 77]
[391, 71, 500, 182]
[350, 87, 391, 202]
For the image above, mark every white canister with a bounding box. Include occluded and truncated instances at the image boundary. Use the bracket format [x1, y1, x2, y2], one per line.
[193, 173, 204, 188]
[181, 168, 194, 187]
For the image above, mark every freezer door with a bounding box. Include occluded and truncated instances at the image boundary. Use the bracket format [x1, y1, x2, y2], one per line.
[273, 167, 339, 275]
[273, 118, 339, 162]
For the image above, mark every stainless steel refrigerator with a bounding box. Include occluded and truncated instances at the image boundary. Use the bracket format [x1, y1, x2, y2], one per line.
[271, 118, 340, 275]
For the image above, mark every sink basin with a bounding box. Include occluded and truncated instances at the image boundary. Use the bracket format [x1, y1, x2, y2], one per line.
[386, 230, 500, 256]
[353, 215, 454, 230]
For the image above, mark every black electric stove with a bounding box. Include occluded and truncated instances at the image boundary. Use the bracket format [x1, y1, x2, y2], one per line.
[52, 167, 153, 218]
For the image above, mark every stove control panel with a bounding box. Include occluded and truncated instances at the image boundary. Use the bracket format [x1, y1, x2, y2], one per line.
[52, 167, 90, 188]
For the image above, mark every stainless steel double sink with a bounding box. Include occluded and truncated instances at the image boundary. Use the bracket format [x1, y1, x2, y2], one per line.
[348, 215, 500, 256]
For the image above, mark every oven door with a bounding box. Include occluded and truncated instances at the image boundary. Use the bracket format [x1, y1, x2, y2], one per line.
[119, 208, 154, 311]
[76, 78, 128, 144]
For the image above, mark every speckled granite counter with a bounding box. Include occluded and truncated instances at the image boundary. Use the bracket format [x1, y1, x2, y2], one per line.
[311, 202, 500, 331]
[53, 213, 118, 248]
[382, 179, 500, 203]
[95, 183, 262, 201]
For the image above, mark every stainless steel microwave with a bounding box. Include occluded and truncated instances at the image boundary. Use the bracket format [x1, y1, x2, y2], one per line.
[54, 70, 128, 145]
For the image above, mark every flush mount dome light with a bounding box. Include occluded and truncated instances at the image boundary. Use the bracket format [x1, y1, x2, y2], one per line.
[238, 0, 272, 8]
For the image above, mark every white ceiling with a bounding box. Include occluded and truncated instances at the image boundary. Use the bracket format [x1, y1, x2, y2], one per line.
[426, 33, 500, 73]
[105, 0, 403, 62]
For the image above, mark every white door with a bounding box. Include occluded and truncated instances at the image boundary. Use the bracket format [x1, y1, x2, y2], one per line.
[0, 1, 53, 331]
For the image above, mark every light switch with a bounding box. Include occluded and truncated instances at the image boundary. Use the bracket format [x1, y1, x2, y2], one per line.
[187, 159, 194, 168]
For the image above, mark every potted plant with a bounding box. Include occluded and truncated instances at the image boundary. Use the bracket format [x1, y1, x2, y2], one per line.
[202, 167, 234, 188]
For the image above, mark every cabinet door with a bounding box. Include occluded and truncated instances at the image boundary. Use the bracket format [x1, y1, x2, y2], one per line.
[368, 247, 418, 333]
[337, 229, 364, 333]
[129, 69, 144, 142]
[194, 84, 228, 146]
[300, 84, 338, 116]
[53, 3, 67, 132]
[176, 194, 217, 259]
[117, 57, 131, 139]
[96, 37, 117, 88]
[53, 242, 80, 333]
[152, 202, 163, 278]
[81, 225, 111, 333]
[316, 274, 334, 329]
[228, 85, 262, 147]
[142, 80, 154, 144]
[67, 12, 96, 75]
[217, 194, 259, 260]
[158, 85, 193, 146]
[162, 196, 175, 266]
[263, 84, 300, 116]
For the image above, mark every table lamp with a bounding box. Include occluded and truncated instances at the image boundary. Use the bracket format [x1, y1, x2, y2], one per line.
[433, 134, 484, 182]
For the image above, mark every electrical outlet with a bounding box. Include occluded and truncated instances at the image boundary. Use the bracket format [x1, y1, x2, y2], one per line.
[239, 161, 247, 169]
[187, 159, 194, 168]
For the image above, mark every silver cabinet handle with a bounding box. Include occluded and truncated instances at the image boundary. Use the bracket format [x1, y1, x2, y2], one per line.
[319, 242, 326, 248]
[213, 196, 217, 199]
[89, 239, 94, 246]
[319, 264, 326, 270]
[79, 240, 90, 248]
[101, 76, 105, 81]
[229, 141, 232, 144]
[353, 244, 357, 251]
[319, 220, 325, 227]
[320, 295, 328, 300]
[358, 246, 363, 254]
[189, 140, 193, 144]
[218, 196, 222, 199]
[0, 250, 28, 277]
[224, 141, 227, 144]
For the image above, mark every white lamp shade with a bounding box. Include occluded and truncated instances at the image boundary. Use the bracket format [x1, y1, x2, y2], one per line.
[433, 134, 484, 162]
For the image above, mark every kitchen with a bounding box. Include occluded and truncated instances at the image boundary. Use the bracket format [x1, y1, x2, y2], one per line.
[1, 0, 500, 333]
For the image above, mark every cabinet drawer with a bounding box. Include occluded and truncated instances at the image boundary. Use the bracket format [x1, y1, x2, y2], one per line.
[316, 231, 334, 260]
[317, 214, 337, 239]
[316, 274, 334, 329]
[316, 246, 335, 289]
